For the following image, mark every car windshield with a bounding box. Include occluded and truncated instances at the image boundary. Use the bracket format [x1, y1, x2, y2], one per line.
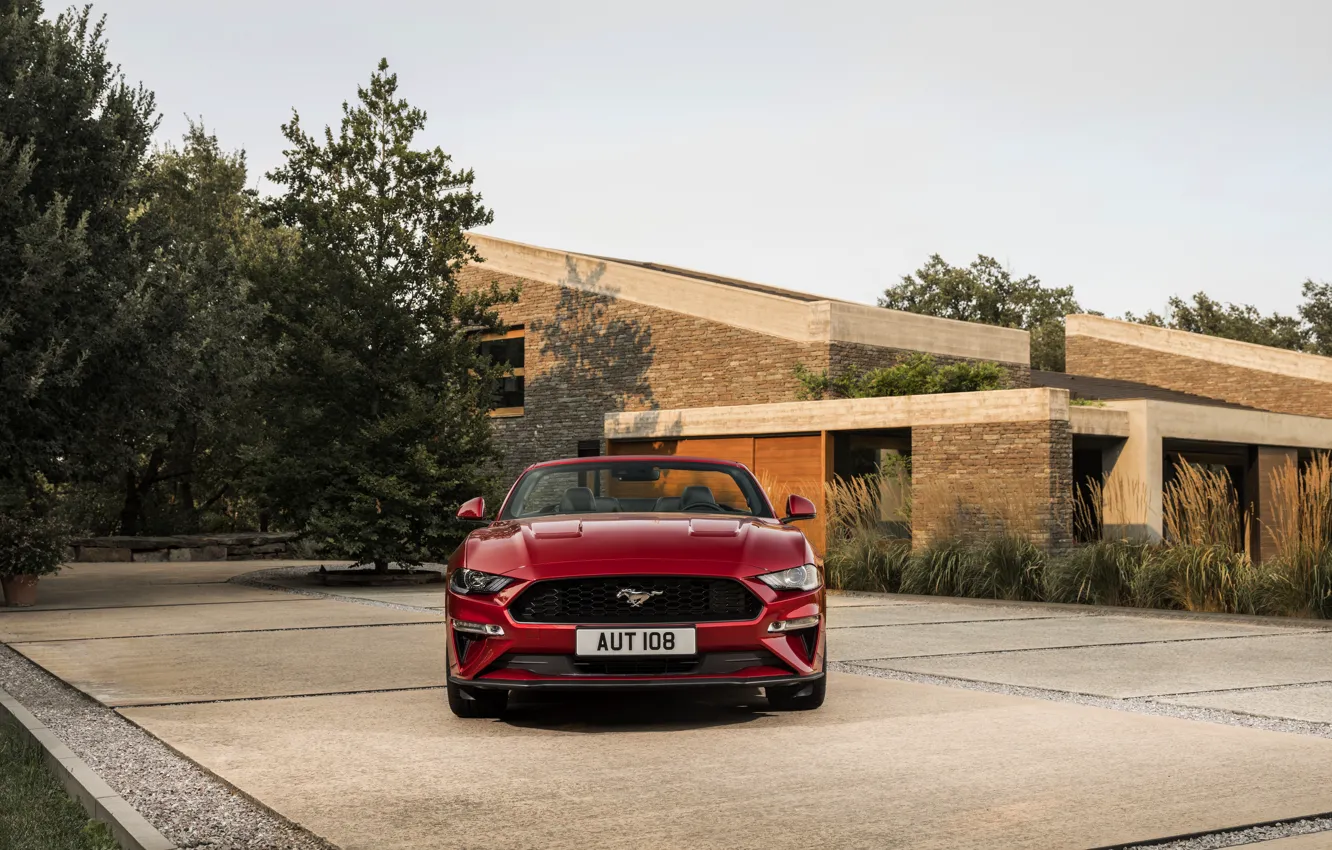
[502, 460, 773, 519]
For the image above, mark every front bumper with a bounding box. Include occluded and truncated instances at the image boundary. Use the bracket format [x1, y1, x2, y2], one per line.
[447, 578, 824, 689]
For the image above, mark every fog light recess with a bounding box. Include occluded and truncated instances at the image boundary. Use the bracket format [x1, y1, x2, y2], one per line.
[452, 619, 505, 636]
[767, 614, 821, 633]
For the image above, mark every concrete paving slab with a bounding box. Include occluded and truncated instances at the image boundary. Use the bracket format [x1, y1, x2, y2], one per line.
[825, 593, 922, 608]
[1159, 683, 1332, 724]
[317, 587, 447, 609]
[828, 603, 1076, 629]
[831, 615, 1289, 661]
[119, 674, 1332, 850]
[14, 623, 445, 706]
[0, 600, 444, 643]
[874, 633, 1332, 698]
[5, 581, 299, 612]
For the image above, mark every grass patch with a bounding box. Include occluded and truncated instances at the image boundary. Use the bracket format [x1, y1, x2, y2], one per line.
[0, 718, 120, 850]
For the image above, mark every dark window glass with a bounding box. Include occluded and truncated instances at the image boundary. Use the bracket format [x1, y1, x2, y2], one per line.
[478, 335, 524, 369]
[494, 375, 524, 409]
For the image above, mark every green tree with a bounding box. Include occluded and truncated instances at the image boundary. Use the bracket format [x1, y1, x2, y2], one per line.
[880, 254, 1079, 371]
[1125, 292, 1307, 351]
[794, 354, 1006, 400]
[0, 2, 156, 504]
[93, 125, 275, 535]
[258, 59, 514, 571]
[1299, 280, 1332, 357]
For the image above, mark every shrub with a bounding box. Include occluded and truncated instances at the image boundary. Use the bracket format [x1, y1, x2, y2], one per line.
[1044, 541, 1132, 606]
[823, 528, 910, 593]
[1157, 543, 1257, 614]
[0, 482, 69, 578]
[978, 534, 1044, 601]
[901, 539, 984, 597]
[793, 354, 1007, 401]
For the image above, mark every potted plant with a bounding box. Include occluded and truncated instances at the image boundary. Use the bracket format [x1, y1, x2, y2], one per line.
[0, 481, 69, 608]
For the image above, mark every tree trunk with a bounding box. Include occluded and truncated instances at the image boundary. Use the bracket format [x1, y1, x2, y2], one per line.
[373, 558, 389, 574]
[119, 471, 141, 536]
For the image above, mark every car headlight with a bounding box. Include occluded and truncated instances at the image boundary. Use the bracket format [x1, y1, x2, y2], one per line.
[756, 564, 821, 592]
[450, 568, 515, 594]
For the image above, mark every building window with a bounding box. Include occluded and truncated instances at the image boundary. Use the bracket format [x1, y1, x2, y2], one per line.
[478, 327, 525, 417]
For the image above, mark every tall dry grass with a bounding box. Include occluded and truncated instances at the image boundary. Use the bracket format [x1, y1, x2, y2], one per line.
[1163, 463, 1248, 551]
[1078, 475, 1152, 543]
[1262, 453, 1332, 618]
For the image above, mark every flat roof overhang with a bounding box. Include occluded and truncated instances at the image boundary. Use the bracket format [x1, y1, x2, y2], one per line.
[606, 390, 1332, 451]
[605, 388, 1077, 440]
[1101, 399, 1332, 450]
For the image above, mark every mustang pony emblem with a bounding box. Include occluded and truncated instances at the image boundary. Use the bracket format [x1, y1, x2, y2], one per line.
[616, 588, 664, 607]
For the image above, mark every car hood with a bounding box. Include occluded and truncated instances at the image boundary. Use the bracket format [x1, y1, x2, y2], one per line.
[462, 515, 810, 579]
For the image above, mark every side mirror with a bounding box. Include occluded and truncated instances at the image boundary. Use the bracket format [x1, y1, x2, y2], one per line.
[456, 497, 487, 521]
[781, 494, 817, 525]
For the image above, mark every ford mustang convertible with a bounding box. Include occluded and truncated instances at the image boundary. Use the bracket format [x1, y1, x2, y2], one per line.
[445, 455, 826, 717]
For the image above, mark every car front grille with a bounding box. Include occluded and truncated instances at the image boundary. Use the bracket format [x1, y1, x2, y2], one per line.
[509, 576, 763, 624]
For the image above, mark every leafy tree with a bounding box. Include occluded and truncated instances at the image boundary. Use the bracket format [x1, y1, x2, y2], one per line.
[95, 125, 275, 534]
[880, 255, 1079, 371]
[257, 59, 515, 571]
[0, 2, 156, 503]
[1125, 293, 1307, 351]
[1299, 280, 1332, 357]
[794, 354, 1006, 400]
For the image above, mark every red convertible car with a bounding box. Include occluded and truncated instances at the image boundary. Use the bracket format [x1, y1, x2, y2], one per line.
[445, 455, 826, 717]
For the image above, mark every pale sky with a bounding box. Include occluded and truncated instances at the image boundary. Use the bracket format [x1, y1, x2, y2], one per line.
[96, 0, 1331, 317]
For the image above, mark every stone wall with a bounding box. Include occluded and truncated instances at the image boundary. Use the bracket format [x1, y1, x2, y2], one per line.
[910, 419, 1073, 551]
[461, 267, 828, 481]
[462, 265, 1033, 483]
[1066, 325, 1332, 419]
[70, 533, 299, 563]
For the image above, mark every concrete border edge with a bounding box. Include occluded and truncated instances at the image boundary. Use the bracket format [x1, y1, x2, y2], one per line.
[0, 685, 176, 850]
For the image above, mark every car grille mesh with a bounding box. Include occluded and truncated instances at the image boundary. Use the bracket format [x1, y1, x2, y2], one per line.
[510, 576, 762, 624]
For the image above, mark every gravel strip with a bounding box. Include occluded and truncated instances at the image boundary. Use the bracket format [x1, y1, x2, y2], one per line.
[0, 643, 337, 850]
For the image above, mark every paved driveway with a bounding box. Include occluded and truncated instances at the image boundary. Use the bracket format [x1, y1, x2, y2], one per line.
[4, 562, 1332, 849]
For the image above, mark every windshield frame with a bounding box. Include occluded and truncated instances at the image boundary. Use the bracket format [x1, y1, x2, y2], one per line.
[499, 458, 776, 520]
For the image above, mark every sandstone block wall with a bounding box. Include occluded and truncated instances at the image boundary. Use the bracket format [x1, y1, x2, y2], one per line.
[461, 267, 828, 481]
[911, 420, 1073, 550]
[461, 265, 1034, 484]
[1066, 334, 1332, 419]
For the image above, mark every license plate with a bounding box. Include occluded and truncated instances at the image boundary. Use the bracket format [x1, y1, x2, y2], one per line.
[575, 627, 696, 656]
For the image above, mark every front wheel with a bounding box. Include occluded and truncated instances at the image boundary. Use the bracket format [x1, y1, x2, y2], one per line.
[447, 679, 508, 718]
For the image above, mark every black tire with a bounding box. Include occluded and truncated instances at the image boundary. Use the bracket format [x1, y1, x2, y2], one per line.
[766, 662, 827, 711]
[447, 678, 508, 718]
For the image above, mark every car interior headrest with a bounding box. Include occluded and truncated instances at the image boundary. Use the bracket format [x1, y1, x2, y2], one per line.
[558, 487, 597, 513]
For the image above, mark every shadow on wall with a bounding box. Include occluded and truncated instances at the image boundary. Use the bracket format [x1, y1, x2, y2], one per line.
[507, 258, 655, 469]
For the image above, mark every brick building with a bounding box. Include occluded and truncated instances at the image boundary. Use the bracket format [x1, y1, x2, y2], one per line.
[462, 234, 1332, 555]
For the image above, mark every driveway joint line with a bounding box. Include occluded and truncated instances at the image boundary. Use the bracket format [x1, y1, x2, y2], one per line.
[6, 620, 446, 645]
[828, 615, 1076, 630]
[0, 597, 322, 614]
[1140, 679, 1332, 699]
[840, 628, 1318, 662]
[113, 685, 447, 710]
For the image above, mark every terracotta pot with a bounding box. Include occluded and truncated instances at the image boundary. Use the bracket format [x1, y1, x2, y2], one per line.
[1, 574, 39, 607]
